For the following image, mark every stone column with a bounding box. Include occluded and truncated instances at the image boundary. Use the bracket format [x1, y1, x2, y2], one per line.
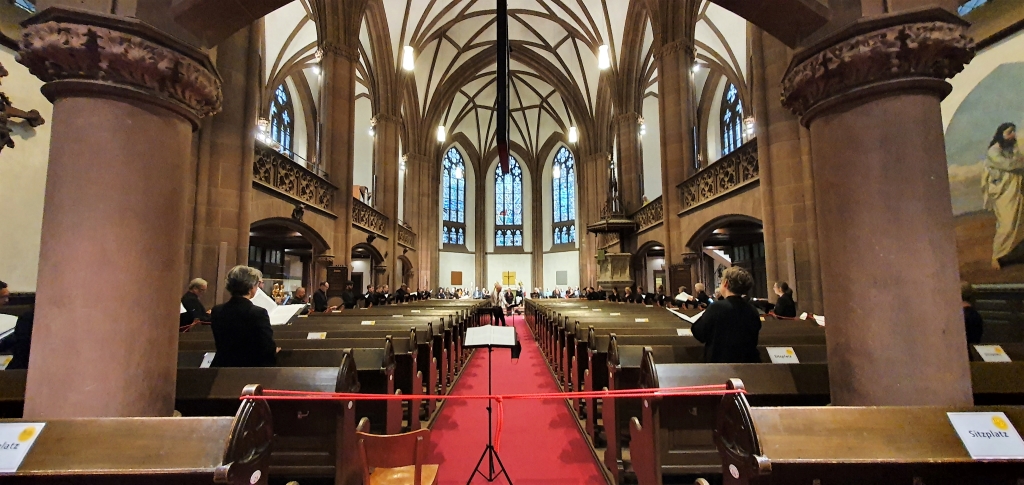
[656, 40, 697, 294]
[18, 8, 222, 417]
[322, 42, 358, 277]
[614, 112, 643, 214]
[373, 113, 402, 288]
[404, 153, 430, 289]
[781, 9, 974, 406]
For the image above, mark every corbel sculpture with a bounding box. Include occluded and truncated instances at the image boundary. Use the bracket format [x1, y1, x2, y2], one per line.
[0, 61, 46, 153]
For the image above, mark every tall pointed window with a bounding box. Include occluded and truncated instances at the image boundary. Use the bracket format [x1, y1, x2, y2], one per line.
[441, 147, 467, 248]
[720, 83, 743, 156]
[552, 147, 576, 246]
[270, 84, 294, 156]
[495, 157, 524, 248]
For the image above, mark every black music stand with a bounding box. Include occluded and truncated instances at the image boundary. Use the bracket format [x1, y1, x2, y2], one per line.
[463, 324, 520, 484]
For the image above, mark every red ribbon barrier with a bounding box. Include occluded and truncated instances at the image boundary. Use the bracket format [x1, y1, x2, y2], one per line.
[243, 384, 745, 450]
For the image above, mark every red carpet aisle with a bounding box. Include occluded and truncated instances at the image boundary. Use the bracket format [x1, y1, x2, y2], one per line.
[426, 314, 607, 484]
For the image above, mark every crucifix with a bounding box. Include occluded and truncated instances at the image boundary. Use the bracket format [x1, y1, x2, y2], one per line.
[0, 61, 46, 154]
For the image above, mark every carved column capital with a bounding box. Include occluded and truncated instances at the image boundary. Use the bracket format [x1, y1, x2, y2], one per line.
[321, 40, 360, 62]
[654, 39, 694, 62]
[372, 112, 403, 126]
[17, 8, 222, 126]
[781, 9, 974, 125]
[612, 112, 641, 125]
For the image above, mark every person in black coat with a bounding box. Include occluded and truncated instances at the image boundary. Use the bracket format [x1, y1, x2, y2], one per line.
[772, 281, 797, 318]
[312, 281, 330, 312]
[7, 310, 33, 370]
[691, 267, 762, 363]
[180, 278, 212, 327]
[962, 281, 984, 345]
[210, 266, 277, 367]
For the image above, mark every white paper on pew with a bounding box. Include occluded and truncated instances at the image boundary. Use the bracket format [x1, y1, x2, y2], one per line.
[766, 347, 800, 364]
[646, 305, 654, 308]
[412, 310, 421, 313]
[610, 313, 621, 316]
[635, 318, 649, 323]
[307, 332, 327, 340]
[975, 345, 1012, 362]
[180, 303, 187, 314]
[0, 355, 12, 370]
[676, 328, 693, 337]
[393, 315, 404, 318]
[948, 412, 1024, 459]
[799, 312, 808, 320]
[0, 422, 45, 472]
[200, 352, 215, 368]
[813, 315, 825, 326]
[361, 320, 376, 325]
[592, 309, 602, 312]
[0, 314, 16, 340]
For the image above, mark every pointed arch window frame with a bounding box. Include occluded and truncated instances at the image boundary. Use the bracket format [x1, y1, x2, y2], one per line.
[441, 147, 468, 250]
[269, 84, 295, 157]
[494, 157, 524, 252]
[551, 146, 577, 249]
[720, 83, 743, 157]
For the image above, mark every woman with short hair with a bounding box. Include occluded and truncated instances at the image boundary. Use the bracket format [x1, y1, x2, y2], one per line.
[210, 265, 278, 367]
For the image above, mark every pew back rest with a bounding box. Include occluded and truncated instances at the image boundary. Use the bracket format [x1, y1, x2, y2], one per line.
[716, 390, 1024, 484]
[2, 398, 273, 484]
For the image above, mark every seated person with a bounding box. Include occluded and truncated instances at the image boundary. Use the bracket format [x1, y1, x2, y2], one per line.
[691, 267, 762, 363]
[210, 266, 277, 367]
[7, 309, 33, 370]
[283, 286, 311, 315]
[962, 281, 983, 345]
[772, 281, 797, 318]
[180, 278, 212, 327]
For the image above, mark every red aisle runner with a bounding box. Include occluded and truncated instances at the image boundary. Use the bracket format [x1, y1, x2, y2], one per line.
[426, 314, 607, 484]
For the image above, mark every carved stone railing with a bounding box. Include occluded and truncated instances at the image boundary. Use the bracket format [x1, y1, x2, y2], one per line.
[677, 138, 758, 214]
[253, 142, 336, 214]
[631, 196, 663, 232]
[397, 224, 417, 250]
[352, 198, 388, 239]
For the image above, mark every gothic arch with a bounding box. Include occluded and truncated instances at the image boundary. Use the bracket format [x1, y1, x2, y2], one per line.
[250, 217, 331, 254]
[685, 213, 763, 251]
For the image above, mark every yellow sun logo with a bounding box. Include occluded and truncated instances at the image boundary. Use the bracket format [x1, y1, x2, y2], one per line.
[994, 347, 1004, 354]
[786, 349, 795, 355]
[993, 416, 1010, 431]
[18, 427, 36, 442]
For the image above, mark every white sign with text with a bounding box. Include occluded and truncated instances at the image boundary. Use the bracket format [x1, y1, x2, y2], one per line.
[200, 352, 216, 368]
[307, 332, 327, 340]
[0, 423, 45, 472]
[0, 356, 11, 371]
[948, 412, 1024, 460]
[635, 318, 649, 323]
[361, 320, 376, 326]
[766, 347, 800, 364]
[975, 345, 1012, 362]
[676, 328, 693, 337]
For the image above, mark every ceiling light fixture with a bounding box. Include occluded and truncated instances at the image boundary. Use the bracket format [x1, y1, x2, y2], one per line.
[692, 62, 705, 73]
[598, 45, 611, 70]
[568, 126, 578, 144]
[436, 125, 447, 143]
[311, 64, 321, 75]
[402, 46, 415, 71]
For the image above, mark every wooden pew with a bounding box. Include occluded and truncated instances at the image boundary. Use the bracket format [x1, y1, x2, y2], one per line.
[0, 397, 273, 485]
[175, 359, 363, 485]
[709, 382, 1024, 485]
[619, 352, 831, 484]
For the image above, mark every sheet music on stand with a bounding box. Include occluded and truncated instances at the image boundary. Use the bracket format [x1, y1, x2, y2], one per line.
[464, 325, 517, 348]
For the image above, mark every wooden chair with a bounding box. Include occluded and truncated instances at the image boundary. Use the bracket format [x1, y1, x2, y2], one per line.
[357, 419, 438, 485]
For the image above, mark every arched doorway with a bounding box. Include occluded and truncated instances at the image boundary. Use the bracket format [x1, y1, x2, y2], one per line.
[248, 217, 330, 296]
[397, 255, 415, 289]
[687, 215, 767, 299]
[632, 241, 666, 294]
[351, 243, 385, 291]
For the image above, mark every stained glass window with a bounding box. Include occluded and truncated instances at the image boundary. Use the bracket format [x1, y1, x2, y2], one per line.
[495, 157, 524, 248]
[270, 84, 294, 156]
[552, 147, 576, 245]
[720, 83, 743, 157]
[442, 147, 467, 247]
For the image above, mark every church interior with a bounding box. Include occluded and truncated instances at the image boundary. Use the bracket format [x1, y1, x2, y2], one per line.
[2, 0, 1024, 483]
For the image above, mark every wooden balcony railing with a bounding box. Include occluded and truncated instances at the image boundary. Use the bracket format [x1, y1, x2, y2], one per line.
[253, 142, 336, 213]
[397, 224, 417, 250]
[677, 138, 758, 214]
[352, 198, 388, 239]
[631, 196, 663, 232]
